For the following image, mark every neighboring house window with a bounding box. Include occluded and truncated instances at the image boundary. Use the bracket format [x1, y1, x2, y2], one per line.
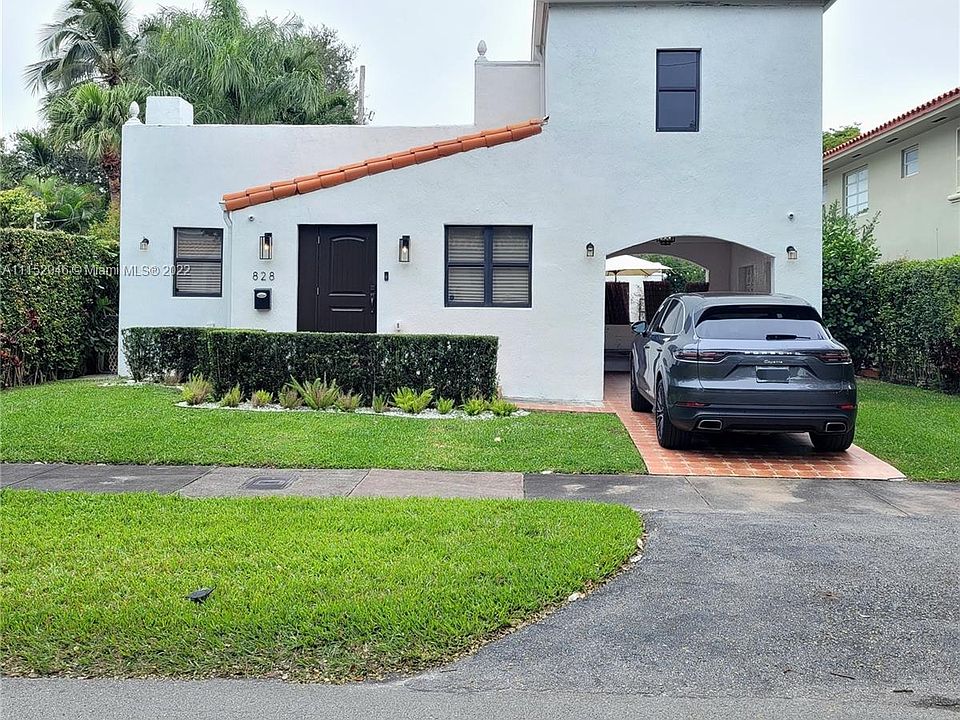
[445, 226, 531, 307]
[822, 178, 828, 206]
[173, 227, 223, 297]
[656, 50, 700, 132]
[843, 166, 869, 215]
[902, 145, 919, 177]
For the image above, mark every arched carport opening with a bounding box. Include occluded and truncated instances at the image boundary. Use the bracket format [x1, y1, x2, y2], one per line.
[603, 235, 775, 372]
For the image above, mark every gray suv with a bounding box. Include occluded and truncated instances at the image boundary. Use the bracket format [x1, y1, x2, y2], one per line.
[630, 293, 857, 451]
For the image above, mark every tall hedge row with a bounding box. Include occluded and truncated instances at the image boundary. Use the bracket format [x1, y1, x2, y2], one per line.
[874, 256, 960, 393]
[122, 327, 499, 402]
[0, 228, 100, 385]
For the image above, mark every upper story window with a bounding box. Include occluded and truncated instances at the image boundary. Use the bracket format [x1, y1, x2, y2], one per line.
[902, 145, 919, 177]
[843, 166, 869, 216]
[656, 50, 700, 132]
[445, 226, 532, 308]
[173, 227, 223, 297]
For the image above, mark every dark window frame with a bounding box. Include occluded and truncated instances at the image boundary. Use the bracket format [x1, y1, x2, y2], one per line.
[656, 49, 701, 133]
[444, 225, 532, 308]
[172, 227, 224, 298]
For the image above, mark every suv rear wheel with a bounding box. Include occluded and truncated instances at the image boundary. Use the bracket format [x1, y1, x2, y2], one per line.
[630, 370, 652, 412]
[810, 428, 855, 452]
[655, 383, 693, 450]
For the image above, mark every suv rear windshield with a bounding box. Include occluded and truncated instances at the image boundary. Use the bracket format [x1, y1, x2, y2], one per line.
[695, 305, 829, 341]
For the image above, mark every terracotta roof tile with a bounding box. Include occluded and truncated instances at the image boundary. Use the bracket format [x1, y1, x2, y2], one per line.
[823, 87, 960, 160]
[222, 118, 544, 211]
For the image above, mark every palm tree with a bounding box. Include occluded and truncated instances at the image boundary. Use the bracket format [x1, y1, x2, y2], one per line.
[136, 0, 360, 125]
[45, 82, 145, 210]
[25, 0, 136, 95]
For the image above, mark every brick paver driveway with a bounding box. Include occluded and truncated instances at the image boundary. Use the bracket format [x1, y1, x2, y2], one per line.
[602, 372, 903, 479]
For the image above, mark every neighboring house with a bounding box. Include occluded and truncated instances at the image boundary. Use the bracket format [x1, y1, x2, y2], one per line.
[119, 0, 830, 403]
[823, 87, 960, 260]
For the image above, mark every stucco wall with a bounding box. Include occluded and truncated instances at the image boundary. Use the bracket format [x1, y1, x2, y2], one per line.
[823, 122, 960, 260]
[119, 2, 824, 402]
[474, 61, 543, 127]
[544, 2, 823, 303]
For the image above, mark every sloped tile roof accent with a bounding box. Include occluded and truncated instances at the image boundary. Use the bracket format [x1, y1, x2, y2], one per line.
[823, 87, 960, 160]
[222, 118, 545, 211]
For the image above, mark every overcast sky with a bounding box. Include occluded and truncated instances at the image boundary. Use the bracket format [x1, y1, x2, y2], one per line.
[2, 0, 958, 134]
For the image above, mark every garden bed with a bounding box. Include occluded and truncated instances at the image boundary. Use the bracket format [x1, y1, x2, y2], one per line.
[175, 400, 530, 421]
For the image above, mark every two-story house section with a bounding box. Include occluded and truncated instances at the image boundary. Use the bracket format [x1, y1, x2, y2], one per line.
[823, 87, 960, 260]
[120, 0, 833, 403]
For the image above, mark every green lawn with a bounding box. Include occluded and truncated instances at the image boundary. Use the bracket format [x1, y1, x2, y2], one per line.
[0, 381, 644, 474]
[855, 380, 960, 481]
[0, 490, 641, 680]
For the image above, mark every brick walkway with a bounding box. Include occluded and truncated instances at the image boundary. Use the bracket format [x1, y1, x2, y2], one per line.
[520, 374, 905, 480]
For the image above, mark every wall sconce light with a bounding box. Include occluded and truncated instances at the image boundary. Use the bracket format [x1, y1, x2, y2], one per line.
[585, 243, 595, 258]
[139, 237, 150, 251]
[259, 232, 273, 260]
[398, 235, 410, 263]
[786, 245, 798, 261]
[656, 236, 676, 246]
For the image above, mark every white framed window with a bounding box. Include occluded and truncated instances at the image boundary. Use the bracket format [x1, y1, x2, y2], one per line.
[902, 145, 919, 177]
[173, 227, 223, 297]
[843, 166, 869, 216]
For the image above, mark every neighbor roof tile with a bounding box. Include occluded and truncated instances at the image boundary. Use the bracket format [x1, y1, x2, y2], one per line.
[221, 118, 544, 209]
[823, 87, 960, 159]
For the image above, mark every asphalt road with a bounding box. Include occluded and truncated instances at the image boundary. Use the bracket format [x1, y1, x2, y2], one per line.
[4, 477, 959, 719]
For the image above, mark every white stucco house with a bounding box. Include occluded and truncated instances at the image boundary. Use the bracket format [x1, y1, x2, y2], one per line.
[119, 0, 831, 403]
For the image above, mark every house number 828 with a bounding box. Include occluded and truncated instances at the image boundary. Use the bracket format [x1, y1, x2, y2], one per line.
[253, 271, 275, 281]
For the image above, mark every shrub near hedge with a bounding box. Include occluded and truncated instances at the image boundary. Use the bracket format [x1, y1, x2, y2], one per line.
[0, 228, 99, 385]
[875, 256, 960, 393]
[122, 327, 499, 403]
[122, 326, 206, 382]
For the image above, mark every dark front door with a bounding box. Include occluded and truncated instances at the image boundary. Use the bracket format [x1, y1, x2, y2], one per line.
[298, 225, 377, 332]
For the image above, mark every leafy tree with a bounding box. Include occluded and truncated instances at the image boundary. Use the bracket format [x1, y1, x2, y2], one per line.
[822, 202, 880, 368]
[0, 188, 47, 229]
[25, 0, 137, 95]
[136, 0, 361, 125]
[640, 253, 708, 291]
[21, 175, 106, 232]
[823, 124, 860, 153]
[1, 129, 106, 190]
[45, 82, 147, 210]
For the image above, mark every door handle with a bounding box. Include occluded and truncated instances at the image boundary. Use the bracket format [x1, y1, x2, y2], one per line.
[369, 284, 376, 312]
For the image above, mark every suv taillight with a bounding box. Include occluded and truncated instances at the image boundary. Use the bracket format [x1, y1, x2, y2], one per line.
[697, 350, 730, 363]
[816, 349, 852, 364]
[674, 348, 729, 363]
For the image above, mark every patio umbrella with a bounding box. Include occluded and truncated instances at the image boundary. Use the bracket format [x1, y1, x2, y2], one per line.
[605, 255, 671, 280]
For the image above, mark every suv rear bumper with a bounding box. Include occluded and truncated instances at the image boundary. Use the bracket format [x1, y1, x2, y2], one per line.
[669, 406, 856, 433]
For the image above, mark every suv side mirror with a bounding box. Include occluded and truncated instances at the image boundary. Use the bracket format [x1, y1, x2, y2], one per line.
[631, 321, 647, 335]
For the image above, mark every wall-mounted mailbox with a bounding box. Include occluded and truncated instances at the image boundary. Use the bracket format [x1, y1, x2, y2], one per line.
[254, 288, 271, 310]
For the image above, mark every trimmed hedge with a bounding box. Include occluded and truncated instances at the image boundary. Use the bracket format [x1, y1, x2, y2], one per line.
[0, 228, 99, 386]
[874, 256, 960, 393]
[122, 327, 499, 403]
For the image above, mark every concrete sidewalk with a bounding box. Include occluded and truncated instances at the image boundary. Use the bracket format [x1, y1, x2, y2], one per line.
[0, 463, 525, 500]
[2, 463, 957, 517]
